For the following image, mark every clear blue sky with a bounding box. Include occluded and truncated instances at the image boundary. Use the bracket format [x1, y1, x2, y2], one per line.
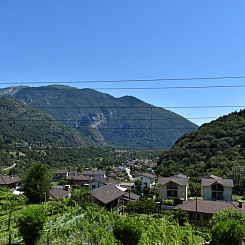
[1, 1, 245, 125]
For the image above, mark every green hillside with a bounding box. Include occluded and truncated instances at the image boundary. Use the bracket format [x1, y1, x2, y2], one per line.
[4, 85, 198, 149]
[156, 110, 245, 194]
[0, 98, 90, 147]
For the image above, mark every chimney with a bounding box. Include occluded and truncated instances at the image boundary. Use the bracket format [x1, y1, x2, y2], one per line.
[239, 201, 243, 208]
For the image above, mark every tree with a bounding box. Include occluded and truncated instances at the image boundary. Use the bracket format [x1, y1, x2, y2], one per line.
[209, 208, 245, 227]
[125, 197, 157, 214]
[17, 205, 46, 245]
[23, 162, 52, 203]
[211, 220, 245, 245]
[70, 187, 93, 207]
[113, 216, 142, 245]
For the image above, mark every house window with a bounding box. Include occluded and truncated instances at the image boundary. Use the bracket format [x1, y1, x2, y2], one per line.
[144, 182, 147, 187]
[92, 185, 96, 189]
[211, 183, 223, 191]
[167, 182, 178, 190]
[140, 177, 144, 180]
[167, 190, 177, 197]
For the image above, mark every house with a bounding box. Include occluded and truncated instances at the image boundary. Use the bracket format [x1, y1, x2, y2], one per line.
[82, 170, 106, 180]
[53, 170, 77, 180]
[157, 175, 189, 201]
[89, 177, 120, 190]
[134, 173, 156, 192]
[201, 175, 234, 201]
[174, 199, 245, 226]
[0, 174, 21, 188]
[49, 185, 72, 200]
[66, 176, 92, 187]
[91, 184, 125, 210]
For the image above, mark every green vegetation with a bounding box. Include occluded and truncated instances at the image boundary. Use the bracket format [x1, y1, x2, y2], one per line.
[0, 145, 159, 178]
[209, 208, 245, 227]
[17, 205, 46, 245]
[210, 220, 245, 245]
[0, 97, 88, 148]
[209, 209, 245, 245]
[157, 110, 245, 194]
[113, 216, 142, 245]
[125, 197, 157, 214]
[23, 163, 52, 203]
[0, 187, 204, 245]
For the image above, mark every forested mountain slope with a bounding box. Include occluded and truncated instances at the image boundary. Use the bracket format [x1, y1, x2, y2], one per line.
[0, 98, 90, 147]
[156, 110, 245, 193]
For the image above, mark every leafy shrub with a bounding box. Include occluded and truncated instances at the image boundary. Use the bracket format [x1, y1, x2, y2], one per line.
[113, 216, 142, 245]
[17, 205, 46, 245]
[211, 220, 245, 245]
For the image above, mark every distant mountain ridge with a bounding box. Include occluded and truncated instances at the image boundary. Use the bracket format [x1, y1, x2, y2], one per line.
[0, 85, 198, 149]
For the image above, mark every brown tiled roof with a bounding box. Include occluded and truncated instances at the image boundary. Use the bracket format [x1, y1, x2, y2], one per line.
[158, 177, 188, 186]
[201, 178, 234, 187]
[91, 184, 125, 204]
[174, 200, 244, 214]
[123, 192, 140, 201]
[53, 170, 67, 174]
[0, 175, 21, 185]
[97, 177, 120, 185]
[50, 186, 71, 199]
[66, 176, 91, 181]
[138, 173, 156, 179]
[83, 170, 106, 176]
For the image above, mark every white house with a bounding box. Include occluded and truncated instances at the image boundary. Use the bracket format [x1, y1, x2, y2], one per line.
[88, 177, 120, 190]
[157, 175, 189, 201]
[201, 175, 234, 201]
[134, 173, 156, 191]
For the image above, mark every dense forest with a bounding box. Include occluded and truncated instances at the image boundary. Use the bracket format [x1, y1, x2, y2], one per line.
[0, 98, 91, 147]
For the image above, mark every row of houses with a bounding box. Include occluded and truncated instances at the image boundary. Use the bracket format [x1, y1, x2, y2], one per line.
[53, 170, 235, 202]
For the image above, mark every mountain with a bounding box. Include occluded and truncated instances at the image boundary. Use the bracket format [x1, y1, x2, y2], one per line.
[0, 97, 91, 147]
[156, 110, 245, 192]
[1, 85, 198, 149]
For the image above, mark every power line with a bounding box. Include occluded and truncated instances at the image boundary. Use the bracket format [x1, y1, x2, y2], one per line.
[25, 105, 245, 109]
[0, 116, 218, 122]
[93, 84, 245, 90]
[2, 75, 245, 85]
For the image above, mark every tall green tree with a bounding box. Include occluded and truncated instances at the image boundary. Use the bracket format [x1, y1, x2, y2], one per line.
[17, 205, 46, 245]
[23, 162, 52, 203]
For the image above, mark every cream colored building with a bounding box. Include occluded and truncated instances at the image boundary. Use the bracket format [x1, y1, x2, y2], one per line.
[157, 175, 189, 201]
